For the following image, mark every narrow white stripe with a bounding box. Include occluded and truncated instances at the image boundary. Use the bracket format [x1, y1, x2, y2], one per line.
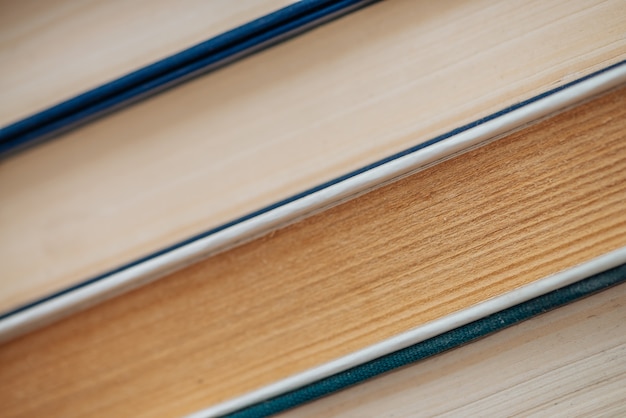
[0, 64, 624, 344]
[189, 246, 626, 418]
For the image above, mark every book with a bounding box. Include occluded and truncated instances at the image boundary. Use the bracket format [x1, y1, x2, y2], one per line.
[282, 282, 626, 418]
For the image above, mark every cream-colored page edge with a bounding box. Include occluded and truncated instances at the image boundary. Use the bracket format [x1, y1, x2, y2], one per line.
[0, 0, 296, 125]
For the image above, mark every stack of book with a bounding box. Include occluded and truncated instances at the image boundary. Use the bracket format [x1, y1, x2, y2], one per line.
[1, 1, 625, 416]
